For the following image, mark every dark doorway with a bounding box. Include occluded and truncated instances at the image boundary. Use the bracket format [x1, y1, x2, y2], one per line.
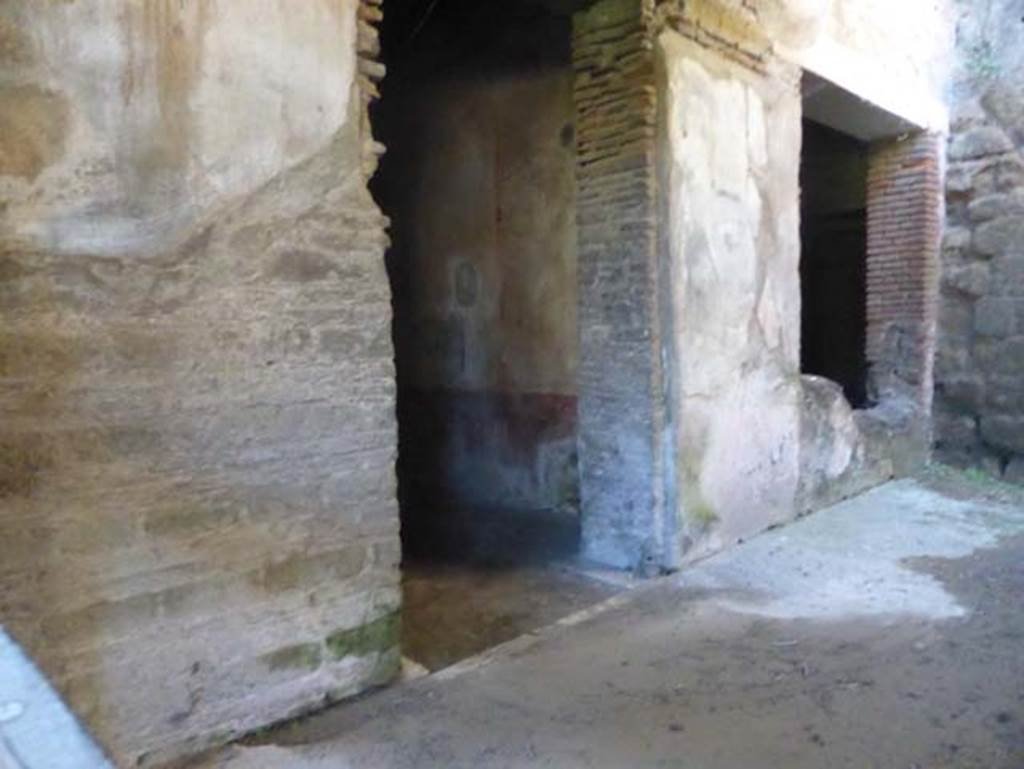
[800, 119, 871, 409]
[372, 0, 618, 673]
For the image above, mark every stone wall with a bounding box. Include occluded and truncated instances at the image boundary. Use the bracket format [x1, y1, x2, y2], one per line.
[935, 0, 1024, 483]
[0, 1, 399, 764]
[568, 0, 950, 570]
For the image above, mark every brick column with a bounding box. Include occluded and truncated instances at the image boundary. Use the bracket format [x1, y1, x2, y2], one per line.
[866, 133, 943, 413]
[573, 0, 673, 571]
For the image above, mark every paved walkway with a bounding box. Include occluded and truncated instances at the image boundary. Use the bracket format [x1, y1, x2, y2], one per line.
[194, 471, 1024, 769]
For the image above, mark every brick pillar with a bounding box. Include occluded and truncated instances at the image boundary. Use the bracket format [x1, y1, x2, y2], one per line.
[866, 133, 943, 413]
[573, 0, 672, 571]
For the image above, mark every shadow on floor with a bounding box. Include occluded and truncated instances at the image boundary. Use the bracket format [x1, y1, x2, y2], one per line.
[400, 505, 622, 672]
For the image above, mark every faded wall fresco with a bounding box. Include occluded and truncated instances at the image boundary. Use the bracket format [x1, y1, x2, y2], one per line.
[378, 7, 580, 534]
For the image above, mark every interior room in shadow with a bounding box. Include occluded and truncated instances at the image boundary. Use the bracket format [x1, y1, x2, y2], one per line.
[800, 118, 872, 409]
[371, 0, 619, 672]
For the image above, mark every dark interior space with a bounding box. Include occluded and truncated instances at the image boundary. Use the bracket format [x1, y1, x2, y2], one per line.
[800, 119, 872, 409]
[372, 0, 616, 672]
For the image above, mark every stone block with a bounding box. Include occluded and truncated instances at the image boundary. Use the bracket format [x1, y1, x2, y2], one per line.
[973, 216, 1024, 257]
[949, 126, 1013, 161]
[980, 415, 1024, 453]
[941, 226, 972, 260]
[932, 408, 978, 450]
[995, 155, 1024, 192]
[945, 165, 975, 195]
[967, 190, 1024, 222]
[989, 255, 1024, 297]
[941, 262, 990, 298]
[991, 337, 1024, 376]
[937, 374, 986, 411]
[937, 296, 974, 342]
[973, 297, 1018, 337]
[969, 167, 998, 196]
[934, 343, 970, 379]
[981, 80, 1024, 147]
[985, 376, 1024, 411]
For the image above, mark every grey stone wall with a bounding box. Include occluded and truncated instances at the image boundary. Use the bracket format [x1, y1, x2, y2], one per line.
[0, 1, 400, 764]
[936, 0, 1024, 483]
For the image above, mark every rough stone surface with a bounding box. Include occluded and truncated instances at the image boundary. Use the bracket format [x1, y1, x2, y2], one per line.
[0, 1, 400, 764]
[936, 0, 1024, 483]
[797, 377, 890, 511]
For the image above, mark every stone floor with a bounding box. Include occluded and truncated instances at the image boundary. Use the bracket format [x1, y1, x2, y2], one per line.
[192, 469, 1024, 769]
[399, 504, 623, 673]
[402, 560, 622, 673]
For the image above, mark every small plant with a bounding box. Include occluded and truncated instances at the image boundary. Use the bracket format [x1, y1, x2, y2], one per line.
[957, 0, 1002, 82]
[965, 38, 1000, 82]
[964, 466, 993, 483]
[690, 500, 719, 529]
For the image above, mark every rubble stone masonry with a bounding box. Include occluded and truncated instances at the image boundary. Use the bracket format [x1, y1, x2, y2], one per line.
[936, 0, 1024, 483]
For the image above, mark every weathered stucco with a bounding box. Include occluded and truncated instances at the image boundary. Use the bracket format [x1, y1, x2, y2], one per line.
[657, 31, 803, 560]
[654, 0, 951, 131]
[569, 0, 950, 571]
[755, 0, 951, 132]
[0, 1, 398, 764]
[650, 1, 943, 563]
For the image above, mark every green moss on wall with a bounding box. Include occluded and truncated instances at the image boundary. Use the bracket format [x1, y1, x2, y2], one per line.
[325, 611, 400, 661]
[261, 643, 323, 673]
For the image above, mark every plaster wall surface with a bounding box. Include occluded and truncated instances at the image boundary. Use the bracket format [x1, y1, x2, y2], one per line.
[936, 0, 1024, 484]
[654, 18, 935, 564]
[386, 68, 580, 517]
[758, 0, 952, 132]
[657, 0, 951, 132]
[0, 1, 400, 764]
[657, 31, 803, 560]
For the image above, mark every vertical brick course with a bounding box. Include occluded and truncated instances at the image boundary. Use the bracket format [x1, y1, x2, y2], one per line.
[573, 0, 671, 570]
[865, 133, 943, 412]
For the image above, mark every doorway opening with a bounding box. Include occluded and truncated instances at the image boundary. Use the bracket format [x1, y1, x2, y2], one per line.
[799, 119, 872, 409]
[372, 0, 620, 673]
